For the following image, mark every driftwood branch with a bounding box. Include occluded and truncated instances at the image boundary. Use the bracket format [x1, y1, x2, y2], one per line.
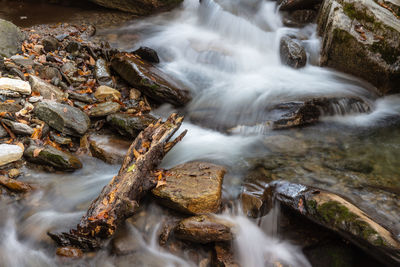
[49, 113, 187, 251]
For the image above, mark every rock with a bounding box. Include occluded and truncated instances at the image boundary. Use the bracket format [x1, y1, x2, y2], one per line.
[56, 247, 83, 258]
[0, 144, 23, 166]
[0, 19, 24, 58]
[134, 46, 160, 63]
[129, 88, 141, 100]
[282, 9, 317, 27]
[49, 132, 73, 146]
[0, 78, 31, 95]
[28, 96, 43, 103]
[106, 113, 156, 137]
[152, 162, 226, 215]
[0, 125, 8, 138]
[87, 101, 121, 117]
[0, 175, 32, 193]
[42, 36, 60, 52]
[60, 62, 77, 76]
[95, 58, 114, 88]
[111, 226, 142, 255]
[8, 168, 21, 178]
[270, 180, 400, 266]
[10, 55, 35, 69]
[2, 119, 34, 136]
[94, 85, 121, 101]
[278, 0, 322, 11]
[88, 133, 131, 164]
[65, 41, 81, 56]
[304, 242, 355, 267]
[24, 144, 82, 171]
[317, 0, 400, 94]
[174, 215, 234, 244]
[263, 135, 308, 155]
[0, 102, 22, 113]
[212, 242, 239, 267]
[272, 97, 371, 129]
[34, 65, 62, 81]
[34, 101, 90, 136]
[68, 92, 96, 104]
[29, 75, 67, 101]
[280, 36, 307, 68]
[111, 53, 191, 107]
[89, 0, 184, 16]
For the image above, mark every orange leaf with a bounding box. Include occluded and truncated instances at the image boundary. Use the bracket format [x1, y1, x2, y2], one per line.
[156, 180, 167, 188]
[33, 148, 44, 157]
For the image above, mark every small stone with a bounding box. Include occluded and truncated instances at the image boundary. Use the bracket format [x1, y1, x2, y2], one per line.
[56, 247, 83, 258]
[106, 113, 156, 138]
[50, 132, 73, 146]
[2, 119, 34, 136]
[94, 85, 121, 101]
[0, 125, 8, 138]
[0, 77, 31, 95]
[87, 101, 121, 117]
[152, 162, 226, 214]
[8, 168, 21, 178]
[175, 215, 234, 244]
[42, 36, 60, 52]
[0, 144, 23, 166]
[95, 58, 114, 88]
[0, 102, 22, 113]
[34, 65, 62, 81]
[28, 96, 43, 103]
[32, 44, 44, 54]
[89, 133, 131, 164]
[29, 75, 68, 101]
[10, 55, 35, 68]
[60, 62, 77, 76]
[280, 36, 307, 69]
[129, 88, 141, 100]
[0, 175, 31, 193]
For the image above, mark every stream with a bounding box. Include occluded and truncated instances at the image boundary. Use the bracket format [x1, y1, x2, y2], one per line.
[0, 0, 400, 266]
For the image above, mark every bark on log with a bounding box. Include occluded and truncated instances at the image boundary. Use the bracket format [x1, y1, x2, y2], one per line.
[48, 113, 187, 251]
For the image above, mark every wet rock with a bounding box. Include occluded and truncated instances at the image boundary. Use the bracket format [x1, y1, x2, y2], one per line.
[304, 242, 355, 267]
[42, 36, 60, 52]
[68, 92, 96, 104]
[88, 133, 130, 164]
[95, 58, 114, 88]
[28, 96, 43, 103]
[174, 215, 234, 244]
[50, 132, 73, 146]
[280, 36, 307, 68]
[318, 0, 400, 94]
[0, 175, 32, 193]
[212, 242, 239, 267]
[272, 97, 371, 129]
[0, 102, 23, 113]
[152, 162, 226, 215]
[270, 180, 400, 266]
[94, 85, 121, 101]
[111, 226, 143, 255]
[106, 113, 156, 137]
[0, 19, 24, 58]
[263, 135, 308, 155]
[278, 0, 322, 11]
[111, 53, 191, 106]
[34, 65, 62, 81]
[0, 77, 31, 95]
[134, 46, 160, 63]
[87, 101, 121, 117]
[65, 41, 81, 56]
[10, 55, 35, 69]
[0, 144, 23, 166]
[282, 9, 317, 27]
[29, 75, 68, 101]
[129, 88, 141, 100]
[60, 62, 77, 77]
[89, 0, 184, 16]
[24, 144, 82, 171]
[0, 125, 8, 138]
[2, 119, 34, 136]
[34, 101, 90, 136]
[8, 168, 21, 178]
[56, 247, 83, 258]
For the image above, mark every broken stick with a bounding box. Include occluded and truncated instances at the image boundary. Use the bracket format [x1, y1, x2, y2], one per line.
[49, 113, 187, 251]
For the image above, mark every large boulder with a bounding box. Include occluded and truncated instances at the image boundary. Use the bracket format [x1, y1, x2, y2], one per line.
[34, 101, 90, 136]
[0, 19, 24, 58]
[89, 0, 184, 16]
[152, 162, 226, 215]
[318, 0, 400, 94]
[111, 53, 191, 107]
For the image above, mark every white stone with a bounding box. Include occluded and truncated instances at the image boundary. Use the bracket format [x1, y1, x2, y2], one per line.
[0, 77, 31, 95]
[0, 144, 23, 166]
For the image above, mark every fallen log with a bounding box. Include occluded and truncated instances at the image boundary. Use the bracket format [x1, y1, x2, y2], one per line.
[48, 113, 187, 251]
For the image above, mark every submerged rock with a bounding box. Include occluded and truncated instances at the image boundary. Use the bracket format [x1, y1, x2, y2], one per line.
[34, 101, 90, 136]
[106, 113, 156, 138]
[0, 144, 23, 167]
[318, 0, 400, 94]
[152, 162, 226, 215]
[29, 75, 68, 101]
[111, 53, 191, 106]
[263, 135, 308, 155]
[0, 19, 24, 58]
[24, 144, 82, 171]
[0, 175, 32, 193]
[88, 133, 131, 164]
[270, 180, 400, 266]
[174, 214, 234, 244]
[89, 0, 184, 16]
[280, 36, 307, 68]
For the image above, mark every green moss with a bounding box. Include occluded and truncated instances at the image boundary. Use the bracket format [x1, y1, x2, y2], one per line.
[306, 199, 317, 213]
[343, 3, 375, 23]
[370, 41, 399, 65]
[317, 201, 357, 224]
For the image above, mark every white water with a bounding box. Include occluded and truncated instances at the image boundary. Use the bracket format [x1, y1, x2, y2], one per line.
[2, 0, 400, 266]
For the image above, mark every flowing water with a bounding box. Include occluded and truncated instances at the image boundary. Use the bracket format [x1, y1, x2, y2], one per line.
[1, 0, 400, 266]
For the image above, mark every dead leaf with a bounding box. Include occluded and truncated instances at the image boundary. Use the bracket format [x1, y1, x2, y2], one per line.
[33, 148, 44, 157]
